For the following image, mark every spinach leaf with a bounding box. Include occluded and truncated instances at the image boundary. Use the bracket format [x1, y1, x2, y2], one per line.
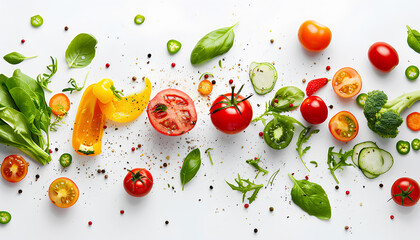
[288, 174, 331, 220]
[327, 147, 354, 184]
[190, 23, 238, 65]
[296, 126, 319, 172]
[65, 33, 97, 68]
[0, 105, 51, 165]
[407, 25, 420, 54]
[0, 75, 17, 110]
[3, 52, 37, 65]
[226, 174, 263, 204]
[180, 148, 201, 190]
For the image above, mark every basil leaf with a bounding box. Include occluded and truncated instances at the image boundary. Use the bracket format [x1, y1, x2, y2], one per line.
[180, 148, 201, 190]
[407, 25, 420, 54]
[3, 52, 37, 65]
[65, 33, 97, 68]
[190, 23, 238, 65]
[288, 174, 331, 220]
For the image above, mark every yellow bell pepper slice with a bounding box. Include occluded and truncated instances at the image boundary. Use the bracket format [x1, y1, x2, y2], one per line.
[72, 84, 106, 156]
[98, 78, 151, 123]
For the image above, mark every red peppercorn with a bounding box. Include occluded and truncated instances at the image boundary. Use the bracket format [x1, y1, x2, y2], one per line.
[229, 79, 233, 84]
[103, 125, 107, 129]
[326, 66, 331, 71]
[291, 173, 294, 175]
[105, 63, 110, 68]
[259, 132, 263, 137]
[244, 204, 249, 209]
[21, 39, 25, 44]
[390, 215, 394, 220]
[120, 210, 125, 214]
[131, 147, 135, 152]
[88, 221, 92, 226]
[49, 149, 53, 154]
[254, 157, 258, 160]
[305, 176, 309, 180]
[204, 74, 209, 79]
[289, 103, 294, 107]
[274, 99, 278, 103]
[171, 62, 176, 68]
[346, 190, 350, 195]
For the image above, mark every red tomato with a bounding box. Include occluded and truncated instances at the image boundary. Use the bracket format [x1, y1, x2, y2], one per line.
[210, 87, 253, 134]
[123, 168, 153, 197]
[329, 111, 359, 142]
[300, 96, 328, 124]
[298, 20, 332, 52]
[332, 67, 362, 98]
[48, 177, 79, 208]
[391, 177, 420, 207]
[1, 155, 28, 182]
[147, 89, 197, 136]
[368, 42, 399, 72]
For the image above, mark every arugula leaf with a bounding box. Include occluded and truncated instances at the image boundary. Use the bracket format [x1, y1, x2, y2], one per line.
[288, 174, 331, 220]
[246, 157, 268, 178]
[37, 56, 58, 92]
[296, 126, 319, 172]
[327, 147, 354, 184]
[62, 72, 88, 93]
[226, 174, 263, 204]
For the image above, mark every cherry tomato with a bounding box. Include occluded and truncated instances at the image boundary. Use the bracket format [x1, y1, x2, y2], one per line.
[368, 42, 399, 72]
[298, 20, 332, 52]
[123, 168, 153, 197]
[329, 111, 359, 142]
[391, 177, 420, 207]
[300, 96, 328, 124]
[332, 67, 362, 98]
[48, 177, 79, 208]
[1, 155, 28, 183]
[210, 85, 253, 134]
[146, 89, 197, 136]
[198, 80, 213, 95]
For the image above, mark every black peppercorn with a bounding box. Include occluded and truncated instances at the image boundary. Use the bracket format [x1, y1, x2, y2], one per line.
[147, 53, 152, 58]
[209, 185, 213, 190]
[254, 228, 258, 233]
[165, 220, 169, 225]
[335, 185, 339, 190]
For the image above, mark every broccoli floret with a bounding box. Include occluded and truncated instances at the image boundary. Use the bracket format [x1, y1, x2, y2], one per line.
[363, 90, 420, 138]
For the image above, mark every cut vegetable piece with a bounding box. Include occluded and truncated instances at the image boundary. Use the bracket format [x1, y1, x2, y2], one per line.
[356, 93, 367, 107]
[358, 147, 384, 175]
[376, 149, 393, 174]
[361, 169, 379, 179]
[249, 62, 277, 95]
[352, 141, 378, 166]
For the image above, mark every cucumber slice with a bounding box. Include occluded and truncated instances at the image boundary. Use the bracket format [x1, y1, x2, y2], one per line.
[358, 147, 384, 175]
[249, 62, 277, 95]
[376, 149, 393, 175]
[352, 141, 378, 166]
[361, 170, 379, 179]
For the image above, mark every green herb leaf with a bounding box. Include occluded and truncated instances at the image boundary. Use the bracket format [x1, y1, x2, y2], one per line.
[288, 174, 331, 220]
[226, 174, 263, 204]
[218, 60, 223, 68]
[65, 33, 97, 68]
[3, 52, 37, 65]
[267, 169, 280, 187]
[190, 23, 238, 65]
[153, 104, 167, 113]
[327, 147, 354, 184]
[77, 149, 95, 155]
[62, 72, 88, 93]
[180, 148, 201, 190]
[36, 56, 57, 92]
[296, 126, 319, 172]
[407, 25, 420, 54]
[205, 148, 214, 165]
[246, 157, 269, 179]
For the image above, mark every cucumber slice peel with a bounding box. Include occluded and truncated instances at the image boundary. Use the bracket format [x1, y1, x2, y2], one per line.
[249, 62, 277, 95]
[352, 141, 378, 166]
[358, 147, 384, 175]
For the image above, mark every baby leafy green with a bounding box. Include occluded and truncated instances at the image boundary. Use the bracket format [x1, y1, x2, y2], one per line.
[407, 25, 420, 54]
[37, 56, 57, 92]
[296, 126, 319, 172]
[246, 157, 268, 178]
[180, 148, 201, 190]
[3, 52, 37, 65]
[288, 174, 331, 220]
[190, 23, 238, 65]
[327, 147, 354, 184]
[226, 174, 263, 204]
[65, 33, 97, 68]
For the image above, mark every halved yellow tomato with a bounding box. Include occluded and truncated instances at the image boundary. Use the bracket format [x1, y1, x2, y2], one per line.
[48, 177, 79, 208]
[98, 78, 152, 123]
[332, 67, 362, 98]
[329, 111, 359, 142]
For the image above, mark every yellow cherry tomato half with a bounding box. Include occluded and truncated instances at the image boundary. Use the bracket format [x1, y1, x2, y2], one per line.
[332, 67, 362, 98]
[48, 177, 79, 208]
[198, 80, 213, 95]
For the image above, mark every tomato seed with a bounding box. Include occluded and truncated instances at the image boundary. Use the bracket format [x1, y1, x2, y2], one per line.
[171, 62, 176, 68]
[21, 39, 25, 43]
[346, 190, 350, 195]
[105, 63, 110, 68]
[259, 132, 263, 137]
[326, 66, 331, 71]
[229, 79, 233, 84]
[244, 204, 249, 208]
[88, 221, 92, 226]
[390, 215, 394, 220]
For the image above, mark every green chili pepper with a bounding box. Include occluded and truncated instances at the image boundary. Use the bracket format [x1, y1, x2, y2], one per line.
[134, 14, 145, 25]
[405, 65, 419, 81]
[0, 211, 11, 224]
[412, 138, 420, 151]
[59, 153, 72, 168]
[396, 140, 410, 155]
[30, 15, 43, 27]
[167, 40, 182, 54]
[356, 93, 368, 107]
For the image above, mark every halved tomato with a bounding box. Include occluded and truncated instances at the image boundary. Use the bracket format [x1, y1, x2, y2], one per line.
[1, 155, 28, 182]
[146, 89, 197, 136]
[332, 67, 362, 98]
[48, 177, 79, 208]
[329, 111, 359, 142]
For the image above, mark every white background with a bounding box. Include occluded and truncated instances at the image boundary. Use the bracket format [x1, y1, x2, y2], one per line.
[1, 0, 420, 239]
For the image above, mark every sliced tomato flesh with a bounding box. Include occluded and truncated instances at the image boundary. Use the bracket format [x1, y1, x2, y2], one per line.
[332, 67, 362, 98]
[1, 155, 28, 182]
[329, 111, 359, 142]
[49, 178, 79, 208]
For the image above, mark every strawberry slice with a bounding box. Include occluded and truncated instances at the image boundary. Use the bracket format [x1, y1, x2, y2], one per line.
[306, 78, 330, 96]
